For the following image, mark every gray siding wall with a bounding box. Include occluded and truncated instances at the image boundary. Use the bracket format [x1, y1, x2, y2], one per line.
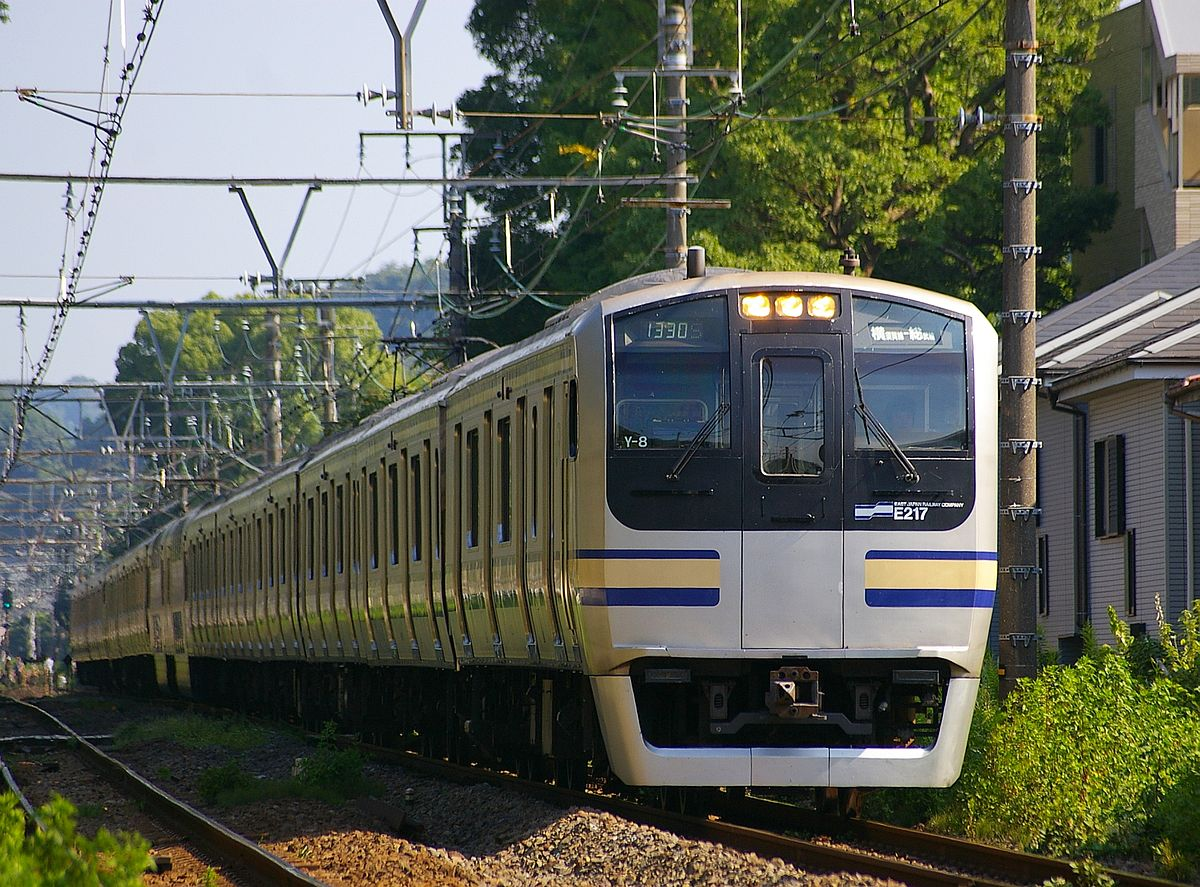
[1085, 381, 1168, 641]
[1036, 399, 1079, 645]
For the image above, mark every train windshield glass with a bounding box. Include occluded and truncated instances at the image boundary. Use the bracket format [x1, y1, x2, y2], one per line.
[852, 296, 968, 451]
[760, 356, 824, 476]
[610, 297, 731, 450]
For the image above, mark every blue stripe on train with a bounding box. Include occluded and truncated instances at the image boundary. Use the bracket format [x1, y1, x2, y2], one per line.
[865, 550, 998, 561]
[579, 587, 720, 607]
[865, 588, 996, 608]
[575, 549, 720, 560]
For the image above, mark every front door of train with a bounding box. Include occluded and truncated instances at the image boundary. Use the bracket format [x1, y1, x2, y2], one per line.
[741, 334, 844, 649]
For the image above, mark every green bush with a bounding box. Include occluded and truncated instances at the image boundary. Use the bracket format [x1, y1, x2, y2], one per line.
[0, 792, 152, 886]
[869, 601, 1200, 879]
[948, 653, 1200, 856]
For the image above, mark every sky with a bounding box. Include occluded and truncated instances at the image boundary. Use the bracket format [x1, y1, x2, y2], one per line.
[0, 0, 493, 385]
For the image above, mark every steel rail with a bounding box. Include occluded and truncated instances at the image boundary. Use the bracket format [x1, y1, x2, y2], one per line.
[716, 793, 1186, 887]
[4, 698, 327, 887]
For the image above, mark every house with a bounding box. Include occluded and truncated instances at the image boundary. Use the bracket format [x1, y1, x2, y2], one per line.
[1072, 0, 1200, 296]
[1036, 240, 1200, 652]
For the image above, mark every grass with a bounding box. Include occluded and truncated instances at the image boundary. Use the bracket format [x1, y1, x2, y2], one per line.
[111, 713, 269, 751]
[196, 722, 380, 808]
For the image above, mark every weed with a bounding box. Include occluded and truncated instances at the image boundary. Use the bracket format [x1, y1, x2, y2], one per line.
[195, 725, 379, 808]
[75, 802, 104, 819]
[112, 714, 269, 751]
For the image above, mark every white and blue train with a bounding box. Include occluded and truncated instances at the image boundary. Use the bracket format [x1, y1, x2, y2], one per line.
[73, 264, 997, 791]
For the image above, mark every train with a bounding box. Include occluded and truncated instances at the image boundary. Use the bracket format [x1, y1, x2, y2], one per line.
[72, 262, 998, 792]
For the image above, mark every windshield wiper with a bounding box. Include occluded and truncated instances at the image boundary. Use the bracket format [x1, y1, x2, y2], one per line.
[854, 370, 920, 484]
[666, 402, 730, 481]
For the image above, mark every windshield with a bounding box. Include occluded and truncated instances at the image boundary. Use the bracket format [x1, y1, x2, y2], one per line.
[852, 296, 968, 451]
[760, 355, 824, 476]
[610, 297, 731, 450]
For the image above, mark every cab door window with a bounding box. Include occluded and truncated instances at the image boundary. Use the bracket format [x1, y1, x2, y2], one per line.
[759, 355, 824, 477]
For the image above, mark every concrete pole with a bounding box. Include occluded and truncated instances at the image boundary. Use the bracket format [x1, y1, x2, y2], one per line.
[663, 4, 688, 268]
[998, 0, 1041, 698]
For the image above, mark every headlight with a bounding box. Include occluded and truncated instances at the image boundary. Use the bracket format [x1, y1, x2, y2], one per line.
[807, 293, 839, 319]
[739, 293, 772, 319]
[774, 294, 806, 318]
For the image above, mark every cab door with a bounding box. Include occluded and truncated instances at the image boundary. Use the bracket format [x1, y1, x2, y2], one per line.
[741, 334, 844, 649]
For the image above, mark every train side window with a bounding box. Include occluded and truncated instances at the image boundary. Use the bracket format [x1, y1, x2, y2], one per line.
[433, 447, 442, 562]
[336, 484, 345, 575]
[529, 405, 538, 539]
[497, 415, 512, 543]
[410, 454, 423, 562]
[567, 379, 578, 459]
[256, 517, 265, 591]
[267, 512, 275, 588]
[321, 491, 330, 578]
[351, 479, 361, 573]
[306, 497, 315, 580]
[369, 470, 380, 570]
[279, 505, 288, 586]
[388, 462, 400, 566]
[466, 428, 480, 549]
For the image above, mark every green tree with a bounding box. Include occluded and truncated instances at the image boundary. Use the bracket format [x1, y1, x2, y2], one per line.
[459, 0, 1118, 340]
[104, 295, 399, 475]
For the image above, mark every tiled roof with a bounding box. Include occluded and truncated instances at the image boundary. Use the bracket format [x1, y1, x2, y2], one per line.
[1037, 241, 1200, 384]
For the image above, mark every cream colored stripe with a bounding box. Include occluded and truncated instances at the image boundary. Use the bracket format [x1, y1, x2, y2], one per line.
[865, 559, 997, 589]
[573, 559, 720, 588]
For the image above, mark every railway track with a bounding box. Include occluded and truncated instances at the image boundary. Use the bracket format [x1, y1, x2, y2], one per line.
[350, 739, 1183, 887]
[8, 694, 1188, 887]
[0, 696, 325, 886]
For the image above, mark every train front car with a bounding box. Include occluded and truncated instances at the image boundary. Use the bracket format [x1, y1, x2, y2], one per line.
[572, 272, 997, 789]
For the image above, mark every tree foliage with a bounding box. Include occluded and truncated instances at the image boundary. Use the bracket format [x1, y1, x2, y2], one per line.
[0, 792, 152, 886]
[459, 0, 1119, 343]
[104, 295, 398, 473]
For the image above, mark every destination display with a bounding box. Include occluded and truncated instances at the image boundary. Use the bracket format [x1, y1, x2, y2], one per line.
[613, 297, 728, 351]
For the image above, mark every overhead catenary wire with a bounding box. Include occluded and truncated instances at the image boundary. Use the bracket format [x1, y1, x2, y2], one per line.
[2, 0, 168, 491]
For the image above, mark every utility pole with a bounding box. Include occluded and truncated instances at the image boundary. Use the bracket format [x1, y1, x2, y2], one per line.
[447, 189, 469, 367]
[230, 184, 321, 466]
[998, 0, 1041, 698]
[319, 296, 338, 430]
[663, 3, 689, 269]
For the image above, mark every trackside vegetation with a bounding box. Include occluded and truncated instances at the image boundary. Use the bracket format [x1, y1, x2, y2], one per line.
[868, 599, 1200, 881]
[0, 792, 152, 886]
[196, 721, 380, 808]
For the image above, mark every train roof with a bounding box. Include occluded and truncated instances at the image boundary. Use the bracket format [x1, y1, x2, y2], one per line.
[99, 266, 988, 555]
[548, 266, 988, 326]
